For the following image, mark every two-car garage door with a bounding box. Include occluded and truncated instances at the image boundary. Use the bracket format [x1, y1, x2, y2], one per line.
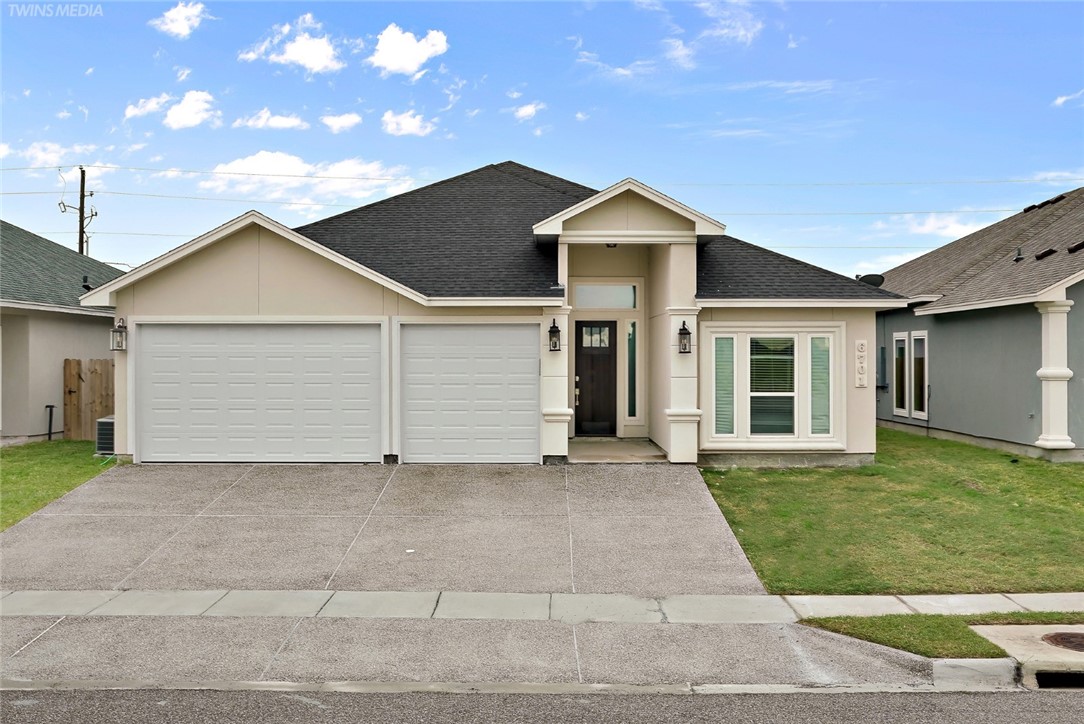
[137, 323, 539, 463]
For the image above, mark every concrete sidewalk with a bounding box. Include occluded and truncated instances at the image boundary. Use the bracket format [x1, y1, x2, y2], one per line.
[3, 589, 1083, 623]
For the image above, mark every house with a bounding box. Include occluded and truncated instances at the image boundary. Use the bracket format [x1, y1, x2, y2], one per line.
[876, 187, 1084, 462]
[79, 161, 905, 465]
[1, 220, 125, 443]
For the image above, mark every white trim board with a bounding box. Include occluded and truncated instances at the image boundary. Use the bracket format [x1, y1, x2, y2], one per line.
[698, 299, 908, 309]
[1, 300, 114, 317]
[533, 178, 727, 236]
[914, 268, 1084, 316]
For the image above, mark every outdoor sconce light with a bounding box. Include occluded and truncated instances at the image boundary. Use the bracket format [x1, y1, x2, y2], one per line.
[110, 318, 128, 351]
[548, 319, 562, 352]
[677, 321, 692, 354]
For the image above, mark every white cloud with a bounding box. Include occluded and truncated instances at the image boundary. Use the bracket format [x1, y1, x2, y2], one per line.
[84, 67, 94, 76]
[726, 80, 836, 94]
[441, 78, 467, 111]
[124, 92, 173, 120]
[0, 143, 11, 159]
[512, 102, 546, 121]
[22, 89, 30, 97]
[575, 111, 589, 121]
[126, 143, 148, 153]
[532, 127, 544, 137]
[1031, 167, 1084, 185]
[1052, 88, 1084, 108]
[465, 108, 482, 119]
[320, 112, 363, 133]
[576, 51, 655, 79]
[851, 251, 930, 277]
[198, 150, 414, 218]
[787, 34, 800, 50]
[175, 66, 192, 82]
[57, 109, 72, 119]
[18, 141, 97, 167]
[869, 213, 989, 242]
[662, 38, 696, 69]
[60, 162, 118, 187]
[239, 14, 348, 75]
[148, 154, 165, 162]
[506, 89, 523, 99]
[381, 109, 437, 137]
[696, 0, 764, 46]
[78, 105, 89, 121]
[367, 23, 448, 78]
[163, 90, 221, 129]
[149, 2, 213, 40]
[232, 108, 310, 130]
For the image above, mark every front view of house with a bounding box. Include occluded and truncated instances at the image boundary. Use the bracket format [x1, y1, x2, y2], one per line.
[81, 162, 905, 464]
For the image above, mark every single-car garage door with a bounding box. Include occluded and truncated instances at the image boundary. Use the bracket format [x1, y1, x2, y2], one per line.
[400, 324, 540, 463]
[138, 324, 382, 462]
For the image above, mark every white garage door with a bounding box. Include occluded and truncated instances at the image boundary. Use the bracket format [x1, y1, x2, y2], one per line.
[401, 324, 540, 463]
[138, 324, 382, 462]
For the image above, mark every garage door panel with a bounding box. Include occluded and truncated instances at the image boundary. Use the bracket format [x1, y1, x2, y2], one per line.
[138, 324, 382, 462]
[401, 324, 540, 463]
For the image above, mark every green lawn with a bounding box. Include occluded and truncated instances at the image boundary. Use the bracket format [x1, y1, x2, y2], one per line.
[702, 428, 1084, 595]
[0, 440, 114, 530]
[804, 612, 1084, 659]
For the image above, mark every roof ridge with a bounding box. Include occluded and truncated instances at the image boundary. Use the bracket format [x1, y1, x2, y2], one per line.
[490, 161, 597, 198]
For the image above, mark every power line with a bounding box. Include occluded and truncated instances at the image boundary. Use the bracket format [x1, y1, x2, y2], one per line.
[2, 163, 1081, 188]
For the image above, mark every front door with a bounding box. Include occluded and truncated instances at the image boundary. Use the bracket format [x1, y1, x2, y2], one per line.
[575, 321, 617, 436]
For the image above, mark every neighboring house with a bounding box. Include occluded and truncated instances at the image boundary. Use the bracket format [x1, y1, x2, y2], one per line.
[876, 187, 1084, 462]
[1, 220, 125, 443]
[81, 162, 905, 465]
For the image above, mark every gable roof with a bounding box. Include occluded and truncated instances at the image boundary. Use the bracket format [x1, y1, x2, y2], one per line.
[696, 235, 904, 304]
[1, 219, 124, 312]
[881, 187, 1084, 312]
[296, 161, 597, 298]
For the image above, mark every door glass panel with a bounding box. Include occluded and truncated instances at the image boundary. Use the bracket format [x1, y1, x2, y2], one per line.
[576, 284, 636, 309]
[627, 321, 637, 417]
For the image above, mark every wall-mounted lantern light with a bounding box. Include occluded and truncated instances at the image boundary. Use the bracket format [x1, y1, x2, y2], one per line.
[677, 321, 692, 354]
[548, 319, 562, 352]
[110, 318, 128, 351]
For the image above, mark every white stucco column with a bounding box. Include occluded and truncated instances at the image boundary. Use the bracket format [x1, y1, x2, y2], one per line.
[541, 307, 573, 461]
[1035, 300, 1075, 450]
[665, 307, 702, 463]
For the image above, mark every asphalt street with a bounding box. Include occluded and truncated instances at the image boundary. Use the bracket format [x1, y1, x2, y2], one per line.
[3, 690, 1083, 724]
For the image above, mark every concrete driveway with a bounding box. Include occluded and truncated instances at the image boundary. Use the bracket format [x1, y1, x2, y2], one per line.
[0, 464, 764, 596]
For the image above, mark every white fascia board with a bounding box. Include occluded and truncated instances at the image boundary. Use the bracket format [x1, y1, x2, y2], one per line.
[1, 300, 114, 317]
[426, 297, 565, 307]
[79, 210, 431, 308]
[696, 298, 909, 309]
[532, 178, 727, 236]
[907, 295, 942, 304]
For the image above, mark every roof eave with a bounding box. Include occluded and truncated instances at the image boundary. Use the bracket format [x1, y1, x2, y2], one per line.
[696, 298, 909, 309]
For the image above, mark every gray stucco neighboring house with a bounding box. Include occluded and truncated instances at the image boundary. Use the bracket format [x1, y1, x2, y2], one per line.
[0, 220, 125, 443]
[875, 187, 1084, 461]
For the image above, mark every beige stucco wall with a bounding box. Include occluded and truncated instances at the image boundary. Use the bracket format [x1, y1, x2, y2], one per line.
[111, 225, 546, 455]
[564, 191, 694, 232]
[1, 309, 113, 438]
[699, 306, 878, 454]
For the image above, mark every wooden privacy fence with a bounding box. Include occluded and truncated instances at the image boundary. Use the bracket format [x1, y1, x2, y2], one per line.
[63, 358, 115, 441]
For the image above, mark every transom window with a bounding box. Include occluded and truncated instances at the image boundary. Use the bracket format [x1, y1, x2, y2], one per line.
[575, 284, 637, 309]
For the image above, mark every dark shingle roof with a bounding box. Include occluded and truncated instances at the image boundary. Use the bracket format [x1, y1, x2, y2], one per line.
[696, 235, 903, 300]
[881, 187, 1084, 309]
[296, 161, 597, 298]
[0, 220, 124, 309]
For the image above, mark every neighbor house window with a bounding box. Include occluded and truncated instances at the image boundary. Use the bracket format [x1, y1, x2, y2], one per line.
[910, 332, 928, 420]
[707, 327, 838, 444]
[893, 333, 909, 417]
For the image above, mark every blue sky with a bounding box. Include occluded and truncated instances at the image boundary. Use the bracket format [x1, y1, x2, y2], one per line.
[2, 1, 1082, 277]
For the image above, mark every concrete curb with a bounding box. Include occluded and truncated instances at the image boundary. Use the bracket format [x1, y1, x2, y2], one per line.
[931, 658, 1019, 691]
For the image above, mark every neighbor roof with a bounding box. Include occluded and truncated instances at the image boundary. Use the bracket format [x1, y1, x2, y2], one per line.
[696, 235, 903, 301]
[296, 161, 596, 298]
[1, 220, 124, 310]
[881, 187, 1084, 311]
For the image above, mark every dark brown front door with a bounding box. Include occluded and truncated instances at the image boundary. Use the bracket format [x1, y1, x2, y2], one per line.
[575, 321, 617, 436]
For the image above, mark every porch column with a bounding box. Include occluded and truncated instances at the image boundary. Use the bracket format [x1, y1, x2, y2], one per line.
[665, 307, 702, 463]
[541, 307, 574, 462]
[1034, 300, 1075, 450]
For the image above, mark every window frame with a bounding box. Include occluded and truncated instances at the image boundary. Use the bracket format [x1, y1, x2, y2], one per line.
[747, 334, 798, 438]
[910, 330, 928, 421]
[892, 332, 910, 417]
[701, 322, 845, 450]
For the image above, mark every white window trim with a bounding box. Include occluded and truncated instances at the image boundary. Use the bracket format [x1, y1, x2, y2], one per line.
[747, 334, 798, 439]
[892, 332, 910, 418]
[700, 321, 846, 451]
[910, 330, 929, 421]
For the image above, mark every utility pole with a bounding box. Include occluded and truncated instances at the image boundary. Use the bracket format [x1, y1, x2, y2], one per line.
[60, 165, 96, 255]
[78, 165, 87, 255]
